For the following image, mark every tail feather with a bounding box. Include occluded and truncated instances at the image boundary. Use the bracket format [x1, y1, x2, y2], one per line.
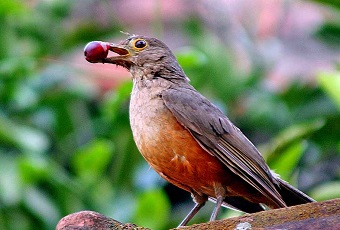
[276, 178, 315, 206]
[211, 179, 314, 215]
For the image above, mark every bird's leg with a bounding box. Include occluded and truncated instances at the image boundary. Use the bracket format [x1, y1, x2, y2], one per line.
[210, 195, 224, 221]
[210, 182, 226, 221]
[178, 193, 207, 227]
[178, 202, 205, 227]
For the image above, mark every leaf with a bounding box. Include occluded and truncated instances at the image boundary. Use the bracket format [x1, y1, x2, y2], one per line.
[317, 72, 340, 110]
[270, 141, 307, 181]
[315, 22, 340, 46]
[23, 187, 60, 229]
[102, 81, 132, 123]
[308, 0, 340, 10]
[71, 139, 114, 183]
[0, 0, 25, 16]
[18, 156, 49, 185]
[0, 155, 22, 206]
[0, 114, 50, 153]
[309, 181, 340, 201]
[133, 189, 170, 230]
[175, 47, 208, 69]
[260, 119, 325, 162]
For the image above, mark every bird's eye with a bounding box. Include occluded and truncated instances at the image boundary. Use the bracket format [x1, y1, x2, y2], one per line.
[133, 39, 147, 50]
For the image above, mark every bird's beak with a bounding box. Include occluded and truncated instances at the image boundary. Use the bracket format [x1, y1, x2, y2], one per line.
[103, 44, 133, 69]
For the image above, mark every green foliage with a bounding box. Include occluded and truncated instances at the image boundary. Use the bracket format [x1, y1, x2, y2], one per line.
[309, 0, 340, 10]
[261, 119, 325, 162]
[176, 47, 208, 69]
[0, 1, 339, 230]
[318, 72, 340, 110]
[269, 141, 307, 182]
[72, 139, 114, 184]
[315, 22, 340, 46]
[133, 189, 170, 230]
[310, 181, 340, 201]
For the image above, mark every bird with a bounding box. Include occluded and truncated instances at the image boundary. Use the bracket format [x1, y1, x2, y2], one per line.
[84, 35, 315, 226]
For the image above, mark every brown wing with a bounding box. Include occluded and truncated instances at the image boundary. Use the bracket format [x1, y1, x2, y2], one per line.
[162, 85, 286, 207]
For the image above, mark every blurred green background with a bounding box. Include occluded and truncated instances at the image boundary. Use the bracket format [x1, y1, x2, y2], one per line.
[0, 0, 339, 229]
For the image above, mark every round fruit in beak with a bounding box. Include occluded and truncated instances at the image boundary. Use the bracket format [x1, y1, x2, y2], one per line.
[84, 41, 110, 62]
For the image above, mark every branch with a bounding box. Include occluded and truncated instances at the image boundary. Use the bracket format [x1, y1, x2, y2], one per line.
[56, 210, 150, 230]
[56, 199, 339, 230]
[175, 198, 339, 229]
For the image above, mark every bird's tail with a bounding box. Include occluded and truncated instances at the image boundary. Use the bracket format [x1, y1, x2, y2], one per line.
[276, 178, 315, 206]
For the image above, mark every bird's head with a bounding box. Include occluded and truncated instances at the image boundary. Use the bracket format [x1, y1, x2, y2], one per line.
[85, 35, 188, 82]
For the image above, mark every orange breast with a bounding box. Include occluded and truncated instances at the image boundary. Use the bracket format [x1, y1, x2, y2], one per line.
[132, 105, 231, 197]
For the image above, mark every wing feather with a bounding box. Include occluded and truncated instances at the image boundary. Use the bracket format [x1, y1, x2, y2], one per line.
[162, 86, 286, 207]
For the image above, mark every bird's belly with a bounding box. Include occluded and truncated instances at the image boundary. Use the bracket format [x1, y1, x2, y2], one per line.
[129, 94, 230, 197]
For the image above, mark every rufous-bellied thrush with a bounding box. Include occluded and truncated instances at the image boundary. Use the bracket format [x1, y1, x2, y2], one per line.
[84, 35, 314, 226]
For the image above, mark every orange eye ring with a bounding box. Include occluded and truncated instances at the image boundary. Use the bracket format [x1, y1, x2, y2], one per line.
[133, 39, 147, 50]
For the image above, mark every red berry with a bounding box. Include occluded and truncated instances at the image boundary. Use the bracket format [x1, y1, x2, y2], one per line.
[84, 41, 110, 62]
